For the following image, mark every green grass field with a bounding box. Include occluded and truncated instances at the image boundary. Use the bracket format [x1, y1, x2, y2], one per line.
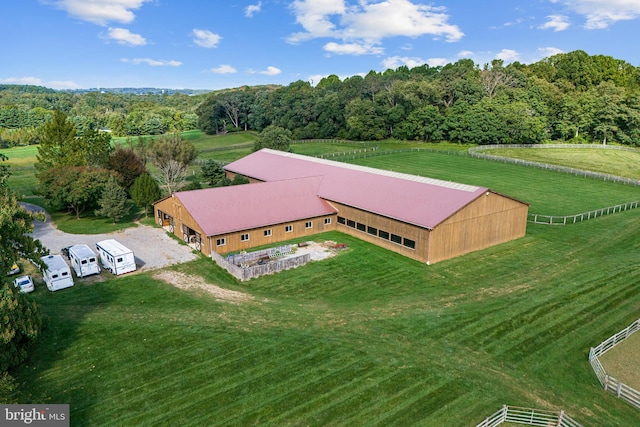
[9, 146, 640, 426]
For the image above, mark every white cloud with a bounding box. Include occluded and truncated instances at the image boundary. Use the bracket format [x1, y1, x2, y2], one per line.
[259, 66, 281, 76]
[495, 49, 520, 62]
[121, 58, 182, 67]
[288, 0, 463, 49]
[555, 0, 640, 29]
[382, 56, 428, 69]
[104, 27, 147, 45]
[324, 42, 384, 55]
[539, 14, 570, 31]
[457, 50, 474, 58]
[210, 65, 237, 74]
[426, 57, 449, 67]
[0, 76, 43, 86]
[192, 29, 221, 48]
[245, 2, 262, 17]
[49, 0, 150, 26]
[0, 76, 80, 89]
[537, 46, 564, 58]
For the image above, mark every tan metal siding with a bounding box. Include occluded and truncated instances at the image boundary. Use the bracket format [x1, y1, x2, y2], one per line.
[428, 192, 528, 264]
[211, 215, 337, 254]
[329, 202, 430, 263]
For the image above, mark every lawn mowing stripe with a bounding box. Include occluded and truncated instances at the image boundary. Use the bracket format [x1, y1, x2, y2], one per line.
[482, 274, 638, 356]
[124, 358, 375, 427]
[497, 271, 640, 363]
[113, 338, 311, 406]
[261, 365, 394, 425]
[199, 355, 366, 426]
[291, 369, 411, 425]
[336, 371, 447, 425]
[118, 341, 327, 424]
[458, 275, 614, 347]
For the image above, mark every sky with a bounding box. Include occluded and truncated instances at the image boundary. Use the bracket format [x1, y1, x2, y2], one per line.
[1, 0, 639, 91]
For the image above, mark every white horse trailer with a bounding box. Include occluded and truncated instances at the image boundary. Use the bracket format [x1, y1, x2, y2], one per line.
[68, 244, 100, 278]
[41, 254, 74, 291]
[95, 239, 136, 275]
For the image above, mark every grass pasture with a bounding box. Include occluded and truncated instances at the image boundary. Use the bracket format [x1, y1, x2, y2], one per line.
[10, 147, 640, 426]
[483, 147, 640, 180]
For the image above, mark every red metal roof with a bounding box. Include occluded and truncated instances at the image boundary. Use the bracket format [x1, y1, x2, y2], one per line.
[225, 149, 489, 229]
[175, 176, 336, 236]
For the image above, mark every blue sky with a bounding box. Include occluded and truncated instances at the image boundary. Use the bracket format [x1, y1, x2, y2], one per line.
[1, 0, 639, 90]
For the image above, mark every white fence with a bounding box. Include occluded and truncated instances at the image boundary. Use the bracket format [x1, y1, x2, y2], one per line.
[589, 318, 640, 409]
[528, 201, 640, 225]
[469, 144, 640, 187]
[476, 405, 582, 427]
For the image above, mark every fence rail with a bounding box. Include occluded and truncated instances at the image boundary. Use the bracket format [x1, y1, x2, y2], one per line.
[528, 201, 640, 225]
[588, 318, 640, 410]
[469, 144, 640, 187]
[476, 405, 582, 427]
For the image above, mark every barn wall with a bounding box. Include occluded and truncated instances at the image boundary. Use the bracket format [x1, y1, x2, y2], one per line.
[210, 215, 337, 254]
[428, 192, 528, 264]
[154, 196, 210, 255]
[328, 202, 430, 263]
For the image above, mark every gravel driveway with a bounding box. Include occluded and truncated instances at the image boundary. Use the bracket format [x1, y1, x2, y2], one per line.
[22, 203, 197, 272]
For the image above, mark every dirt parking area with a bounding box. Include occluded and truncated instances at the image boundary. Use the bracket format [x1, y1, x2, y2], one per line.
[24, 203, 197, 273]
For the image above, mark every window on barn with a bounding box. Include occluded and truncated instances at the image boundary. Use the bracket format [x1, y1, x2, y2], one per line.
[379, 230, 389, 240]
[264, 229, 272, 237]
[403, 238, 416, 250]
[81, 260, 87, 265]
[216, 238, 226, 246]
[367, 226, 377, 236]
[305, 221, 312, 229]
[324, 218, 331, 225]
[241, 233, 250, 242]
[346, 219, 356, 228]
[337, 216, 345, 224]
[285, 225, 293, 232]
[356, 222, 366, 232]
[391, 234, 402, 244]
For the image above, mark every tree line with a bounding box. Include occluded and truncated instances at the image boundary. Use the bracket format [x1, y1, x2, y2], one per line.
[196, 50, 640, 146]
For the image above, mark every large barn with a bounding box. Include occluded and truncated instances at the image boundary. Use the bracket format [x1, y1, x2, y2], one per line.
[154, 149, 528, 264]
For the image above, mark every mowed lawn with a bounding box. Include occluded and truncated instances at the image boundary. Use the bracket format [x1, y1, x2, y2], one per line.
[12, 150, 640, 426]
[599, 330, 640, 390]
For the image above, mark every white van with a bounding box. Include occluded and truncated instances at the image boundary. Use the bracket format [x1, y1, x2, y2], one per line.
[95, 239, 136, 275]
[41, 254, 74, 291]
[68, 244, 100, 278]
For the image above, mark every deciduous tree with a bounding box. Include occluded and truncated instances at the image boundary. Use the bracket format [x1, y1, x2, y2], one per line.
[148, 133, 197, 194]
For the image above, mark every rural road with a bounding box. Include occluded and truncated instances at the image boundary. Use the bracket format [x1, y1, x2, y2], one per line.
[21, 203, 197, 272]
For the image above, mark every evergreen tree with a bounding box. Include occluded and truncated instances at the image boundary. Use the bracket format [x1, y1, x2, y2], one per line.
[95, 176, 129, 223]
[130, 173, 161, 217]
[201, 159, 227, 187]
[0, 155, 44, 398]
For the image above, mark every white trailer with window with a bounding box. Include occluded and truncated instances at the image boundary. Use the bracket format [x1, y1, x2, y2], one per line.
[96, 239, 136, 275]
[41, 254, 74, 291]
[68, 244, 100, 278]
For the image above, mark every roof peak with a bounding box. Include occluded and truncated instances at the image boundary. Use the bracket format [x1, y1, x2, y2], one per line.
[260, 148, 480, 193]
